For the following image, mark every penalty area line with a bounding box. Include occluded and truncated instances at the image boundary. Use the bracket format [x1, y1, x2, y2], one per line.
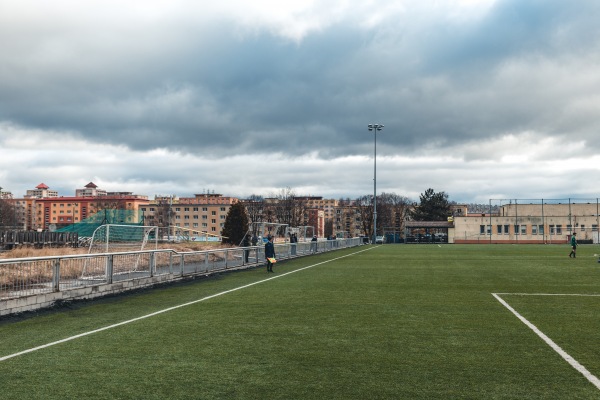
[492, 292, 600, 391]
[0, 246, 376, 363]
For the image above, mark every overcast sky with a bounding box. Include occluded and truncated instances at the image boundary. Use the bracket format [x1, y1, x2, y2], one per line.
[1, 0, 600, 204]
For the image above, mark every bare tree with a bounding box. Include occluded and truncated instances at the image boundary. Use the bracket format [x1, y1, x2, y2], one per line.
[355, 195, 374, 237]
[271, 187, 295, 226]
[242, 194, 265, 234]
[379, 192, 411, 238]
[290, 196, 309, 228]
[145, 197, 176, 236]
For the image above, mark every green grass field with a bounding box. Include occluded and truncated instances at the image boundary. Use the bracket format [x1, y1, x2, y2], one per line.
[1, 244, 600, 399]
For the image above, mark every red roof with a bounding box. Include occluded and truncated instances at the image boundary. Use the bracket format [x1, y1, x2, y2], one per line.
[36, 183, 49, 189]
[85, 182, 98, 188]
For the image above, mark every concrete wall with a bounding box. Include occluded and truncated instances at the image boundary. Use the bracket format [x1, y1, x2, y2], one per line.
[0, 274, 175, 317]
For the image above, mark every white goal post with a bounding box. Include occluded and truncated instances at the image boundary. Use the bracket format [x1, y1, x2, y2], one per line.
[240, 222, 289, 246]
[88, 224, 158, 254]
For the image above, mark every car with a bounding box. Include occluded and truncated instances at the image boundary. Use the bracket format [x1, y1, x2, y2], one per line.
[375, 236, 385, 244]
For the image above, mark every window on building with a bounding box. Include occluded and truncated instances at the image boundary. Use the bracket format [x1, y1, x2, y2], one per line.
[211, 219, 216, 224]
[556, 225, 562, 235]
[581, 225, 585, 232]
[514, 225, 520, 235]
[193, 207, 198, 211]
[480, 225, 485, 235]
[593, 224, 598, 232]
[497, 225, 502, 235]
[550, 225, 555, 235]
[566, 224, 572, 233]
[220, 207, 225, 212]
[520, 225, 527, 235]
[532, 225, 538, 235]
[539, 225, 544, 235]
[202, 207, 208, 212]
[212, 211, 216, 215]
[175, 208, 180, 212]
[503, 225, 509, 235]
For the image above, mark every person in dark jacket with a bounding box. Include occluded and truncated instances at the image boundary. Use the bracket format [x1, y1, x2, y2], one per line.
[569, 232, 577, 258]
[265, 235, 276, 273]
[242, 234, 250, 263]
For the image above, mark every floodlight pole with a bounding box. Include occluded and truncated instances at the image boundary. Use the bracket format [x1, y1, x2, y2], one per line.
[368, 124, 384, 244]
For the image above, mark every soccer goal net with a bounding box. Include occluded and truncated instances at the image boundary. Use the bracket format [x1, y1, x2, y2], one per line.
[87, 224, 158, 254]
[242, 222, 289, 245]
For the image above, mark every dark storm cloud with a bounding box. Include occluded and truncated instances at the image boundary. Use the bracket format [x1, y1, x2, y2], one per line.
[4, 0, 599, 159]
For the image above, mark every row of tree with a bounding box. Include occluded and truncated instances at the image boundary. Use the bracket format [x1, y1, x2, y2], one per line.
[221, 188, 452, 245]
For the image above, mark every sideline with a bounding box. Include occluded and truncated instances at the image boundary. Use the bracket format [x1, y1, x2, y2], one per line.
[492, 292, 600, 391]
[0, 246, 377, 362]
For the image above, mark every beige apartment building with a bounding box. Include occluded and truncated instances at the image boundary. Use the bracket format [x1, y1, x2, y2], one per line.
[141, 193, 237, 239]
[450, 201, 600, 244]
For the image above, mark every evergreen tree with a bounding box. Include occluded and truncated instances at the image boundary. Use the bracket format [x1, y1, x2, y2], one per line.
[221, 202, 250, 245]
[0, 199, 16, 229]
[411, 188, 450, 221]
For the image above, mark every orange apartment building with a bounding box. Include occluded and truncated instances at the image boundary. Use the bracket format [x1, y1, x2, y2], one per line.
[9, 183, 148, 231]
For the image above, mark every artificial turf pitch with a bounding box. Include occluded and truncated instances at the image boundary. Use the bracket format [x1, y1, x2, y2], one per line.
[1, 244, 600, 399]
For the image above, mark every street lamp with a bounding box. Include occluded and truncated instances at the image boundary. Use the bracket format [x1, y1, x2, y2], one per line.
[368, 124, 384, 244]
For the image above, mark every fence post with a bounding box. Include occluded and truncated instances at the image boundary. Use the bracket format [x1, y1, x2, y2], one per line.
[106, 255, 114, 284]
[225, 250, 228, 269]
[52, 259, 61, 292]
[150, 252, 155, 277]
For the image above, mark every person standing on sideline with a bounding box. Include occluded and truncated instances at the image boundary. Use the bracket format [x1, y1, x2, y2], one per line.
[265, 235, 276, 273]
[242, 234, 250, 263]
[569, 232, 577, 258]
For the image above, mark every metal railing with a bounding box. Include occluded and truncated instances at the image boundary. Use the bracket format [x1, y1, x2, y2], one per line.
[0, 238, 362, 301]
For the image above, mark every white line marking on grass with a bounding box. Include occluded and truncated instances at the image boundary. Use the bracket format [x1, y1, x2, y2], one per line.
[495, 292, 600, 297]
[0, 246, 377, 362]
[492, 293, 600, 390]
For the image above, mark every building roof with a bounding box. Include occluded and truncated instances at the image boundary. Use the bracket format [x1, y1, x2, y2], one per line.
[85, 182, 98, 188]
[36, 183, 49, 189]
[406, 221, 454, 228]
